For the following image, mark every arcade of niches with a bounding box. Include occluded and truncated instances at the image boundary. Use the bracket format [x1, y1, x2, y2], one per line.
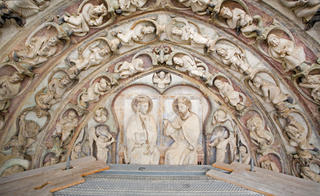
[0, 0, 319, 183]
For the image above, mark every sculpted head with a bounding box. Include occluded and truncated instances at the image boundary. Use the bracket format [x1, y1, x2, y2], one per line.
[213, 109, 227, 124]
[239, 146, 247, 154]
[267, 34, 280, 47]
[158, 71, 166, 79]
[246, 116, 263, 131]
[132, 95, 153, 115]
[10, 72, 24, 83]
[173, 96, 191, 118]
[48, 36, 59, 46]
[67, 110, 77, 120]
[220, 7, 232, 19]
[252, 76, 263, 88]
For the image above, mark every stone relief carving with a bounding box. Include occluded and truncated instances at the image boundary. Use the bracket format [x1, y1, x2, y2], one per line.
[0, 0, 318, 183]
[114, 58, 145, 78]
[260, 158, 280, 173]
[68, 38, 112, 72]
[279, 0, 320, 30]
[152, 71, 171, 89]
[89, 125, 115, 163]
[249, 72, 293, 114]
[4, 0, 50, 18]
[61, 2, 108, 36]
[126, 95, 160, 164]
[246, 115, 274, 154]
[213, 76, 246, 111]
[13, 23, 69, 70]
[172, 54, 214, 85]
[293, 150, 320, 182]
[169, 18, 215, 50]
[294, 58, 320, 105]
[114, 20, 158, 45]
[94, 107, 108, 123]
[79, 75, 114, 108]
[164, 96, 200, 165]
[53, 109, 79, 147]
[118, 0, 149, 13]
[211, 108, 249, 164]
[215, 40, 253, 76]
[209, 126, 236, 163]
[267, 33, 306, 72]
[0, 1, 25, 27]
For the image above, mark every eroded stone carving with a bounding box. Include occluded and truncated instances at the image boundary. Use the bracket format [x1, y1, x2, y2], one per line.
[61, 3, 107, 36]
[235, 145, 250, 164]
[164, 96, 200, 165]
[5, 0, 50, 18]
[94, 107, 108, 123]
[283, 113, 313, 150]
[170, 18, 215, 50]
[114, 58, 145, 78]
[89, 125, 115, 163]
[279, 0, 320, 30]
[214, 77, 246, 111]
[0, 1, 25, 27]
[246, 115, 274, 152]
[152, 71, 171, 89]
[260, 158, 280, 173]
[115, 23, 156, 44]
[250, 74, 292, 113]
[209, 126, 235, 163]
[215, 43, 253, 76]
[79, 77, 112, 107]
[0, 72, 24, 112]
[126, 95, 160, 164]
[267, 33, 306, 72]
[173, 54, 214, 85]
[119, 0, 148, 13]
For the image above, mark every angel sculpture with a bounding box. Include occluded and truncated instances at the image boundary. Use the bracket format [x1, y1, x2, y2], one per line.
[152, 71, 171, 89]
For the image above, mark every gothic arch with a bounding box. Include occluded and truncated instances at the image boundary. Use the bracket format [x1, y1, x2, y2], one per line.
[0, 0, 319, 183]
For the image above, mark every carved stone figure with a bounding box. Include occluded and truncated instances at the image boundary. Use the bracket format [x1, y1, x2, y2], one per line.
[216, 45, 253, 75]
[14, 35, 60, 68]
[260, 159, 280, 173]
[53, 110, 79, 146]
[235, 145, 250, 164]
[214, 78, 245, 110]
[152, 71, 171, 89]
[177, 0, 210, 13]
[251, 76, 292, 112]
[17, 110, 41, 155]
[285, 115, 313, 150]
[5, 0, 50, 18]
[89, 125, 115, 163]
[0, 1, 25, 27]
[62, 3, 107, 36]
[126, 95, 160, 164]
[0, 72, 24, 112]
[94, 107, 108, 123]
[119, 0, 148, 12]
[80, 78, 111, 106]
[267, 33, 306, 71]
[164, 96, 200, 165]
[280, 0, 320, 30]
[301, 165, 320, 183]
[219, 6, 252, 33]
[116, 24, 155, 44]
[173, 55, 213, 83]
[171, 19, 214, 49]
[209, 127, 231, 163]
[299, 74, 320, 102]
[246, 116, 274, 150]
[70, 41, 110, 71]
[114, 58, 145, 78]
[48, 74, 73, 101]
[43, 156, 59, 167]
